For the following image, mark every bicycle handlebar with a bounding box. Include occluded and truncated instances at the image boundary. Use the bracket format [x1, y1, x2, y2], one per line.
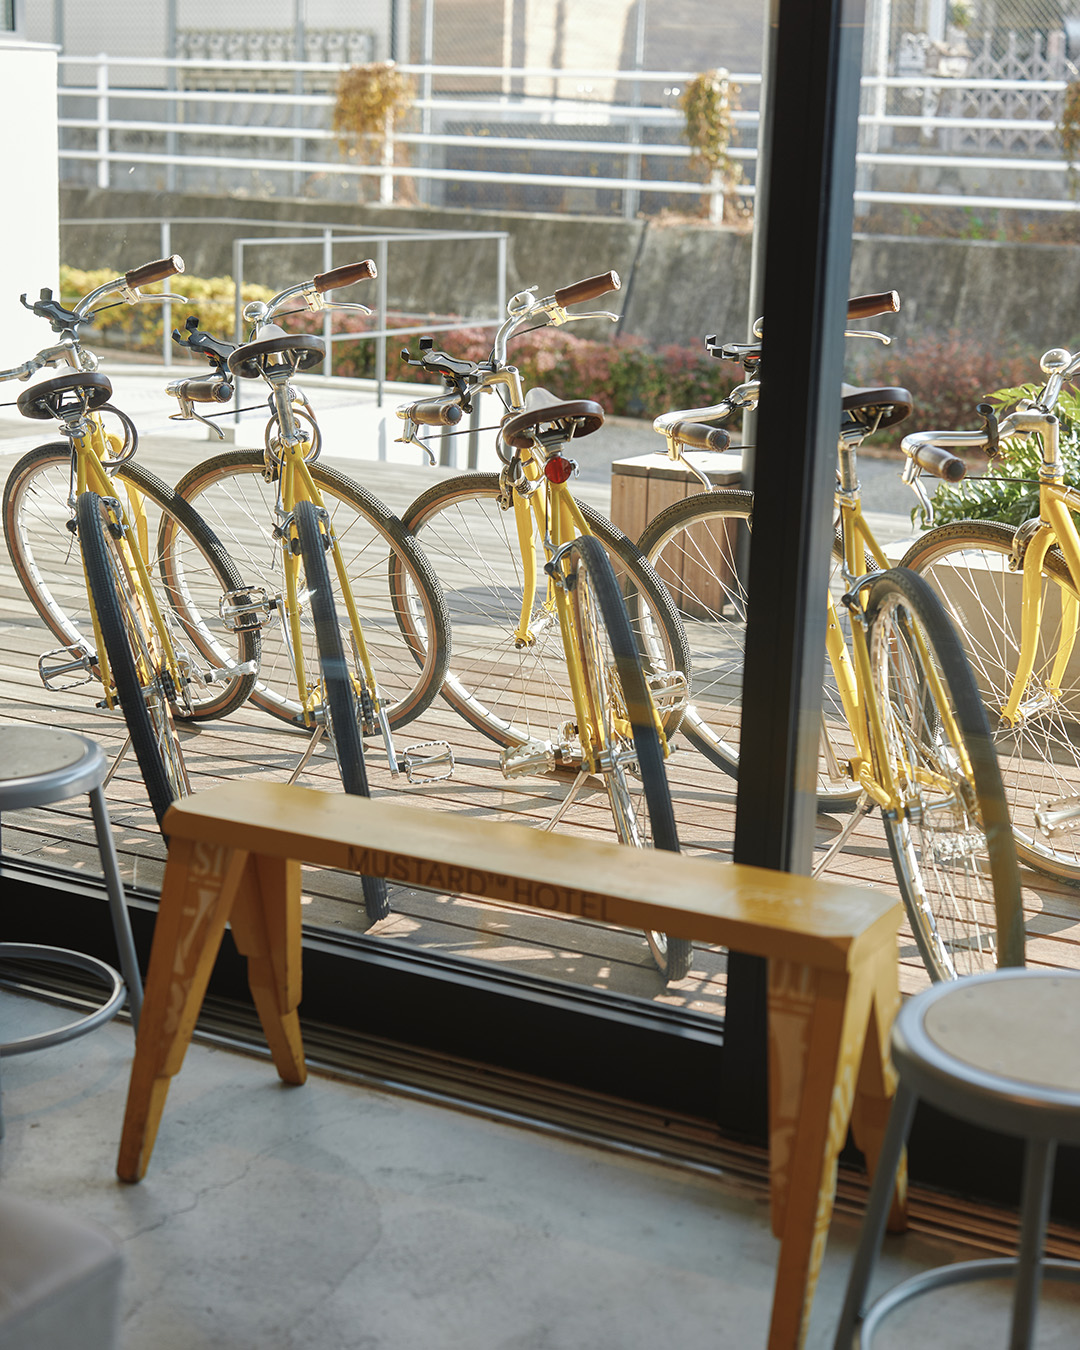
[124, 254, 185, 291]
[166, 376, 233, 404]
[847, 291, 900, 321]
[407, 396, 465, 427]
[667, 421, 732, 452]
[905, 440, 968, 481]
[312, 260, 377, 293]
[553, 271, 620, 307]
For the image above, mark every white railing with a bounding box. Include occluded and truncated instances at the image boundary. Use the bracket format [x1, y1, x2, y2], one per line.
[56, 55, 1080, 220]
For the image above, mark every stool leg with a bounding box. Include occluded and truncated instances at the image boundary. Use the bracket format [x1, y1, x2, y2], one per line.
[88, 784, 143, 1031]
[1010, 1137, 1056, 1350]
[833, 1082, 917, 1349]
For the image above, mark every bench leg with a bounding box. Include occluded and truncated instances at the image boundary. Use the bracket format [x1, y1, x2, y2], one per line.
[765, 956, 886, 1350]
[849, 944, 907, 1235]
[117, 842, 248, 1183]
[228, 853, 306, 1086]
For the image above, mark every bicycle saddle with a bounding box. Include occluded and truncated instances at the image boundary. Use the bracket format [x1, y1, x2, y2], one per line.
[17, 370, 114, 420]
[841, 384, 912, 430]
[502, 387, 605, 450]
[228, 333, 326, 380]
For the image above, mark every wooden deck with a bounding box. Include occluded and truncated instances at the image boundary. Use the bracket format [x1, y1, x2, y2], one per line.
[3, 436, 1079, 1020]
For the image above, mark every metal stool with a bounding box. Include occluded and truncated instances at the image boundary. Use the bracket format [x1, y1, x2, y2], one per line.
[834, 968, 1080, 1349]
[0, 727, 143, 1129]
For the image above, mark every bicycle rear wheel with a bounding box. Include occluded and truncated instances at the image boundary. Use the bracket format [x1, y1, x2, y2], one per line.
[76, 491, 190, 828]
[638, 489, 862, 807]
[901, 520, 1080, 883]
[168, 451, 449, 729]
[5, 443, 259, 721]
[866, 568, 1023, 981]
[293, 499, 390, 923]
[396, 473, 689, 751]
[568, 535, 689, 983]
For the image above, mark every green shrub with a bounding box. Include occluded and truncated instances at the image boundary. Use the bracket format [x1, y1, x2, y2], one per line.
[59, 266, 274, 352]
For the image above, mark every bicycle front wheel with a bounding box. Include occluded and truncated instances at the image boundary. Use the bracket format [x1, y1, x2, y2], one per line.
[866, 568, 1023, 981]
[76, 491, 190, 827]
[638, 489, 862, 807]
[4, 443, 259, 721]
[168, 451, 449, 728]
[397, 473, 689, 750]
[568, 535, 689, 983]
[293, 500, 390, 924]
[901, 520, 1080, 883]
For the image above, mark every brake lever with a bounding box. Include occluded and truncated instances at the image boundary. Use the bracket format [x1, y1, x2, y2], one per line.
[844, 327, 892, 345]
[393, 414, 438, 465]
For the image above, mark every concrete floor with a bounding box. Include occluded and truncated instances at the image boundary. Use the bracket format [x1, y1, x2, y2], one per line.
[2, 997, 1080, 1350]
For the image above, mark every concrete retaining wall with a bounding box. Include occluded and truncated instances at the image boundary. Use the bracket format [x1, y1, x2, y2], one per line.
[59, 187, 1080, 353]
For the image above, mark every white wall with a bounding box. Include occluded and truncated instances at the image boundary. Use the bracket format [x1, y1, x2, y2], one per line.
[0, 41, 59, 372]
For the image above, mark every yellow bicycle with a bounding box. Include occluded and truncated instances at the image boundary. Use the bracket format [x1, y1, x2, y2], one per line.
[163, 260, 454, 919]
[901, 347, 1080, 884]
[394, 272, 694, 980]
[637, 293, 1023, 981]
[2, 255, 261, 825]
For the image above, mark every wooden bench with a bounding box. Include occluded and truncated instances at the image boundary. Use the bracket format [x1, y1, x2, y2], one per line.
[116, 781, 903, 1350]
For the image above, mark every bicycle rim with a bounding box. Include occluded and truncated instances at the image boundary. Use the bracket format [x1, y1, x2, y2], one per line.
[902, 520, 1080, 883]
[867, 568, 1023, 981]
[76, 491, 189, 827]
[569, 535, 689, 983]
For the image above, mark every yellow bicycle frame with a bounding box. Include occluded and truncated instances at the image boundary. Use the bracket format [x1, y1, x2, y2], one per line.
[69, 413, 184, 712]
[506, 446, 669, 777]
[272, 429, 381, 730]
[826, 489, 973, 816]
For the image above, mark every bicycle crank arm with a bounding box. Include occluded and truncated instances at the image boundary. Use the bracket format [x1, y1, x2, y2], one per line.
[400, 741, 455, 784]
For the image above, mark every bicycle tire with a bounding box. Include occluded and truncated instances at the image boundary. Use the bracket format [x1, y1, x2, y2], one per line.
[395, 472, 690, 750]
[567, 535, 689, 982]
[293, 499, 390, 924]
[901, 519, 1080, 883]
[75, 491, 190, 828]
[167, 450, 449, 728]
[4, 442, 259, 721]
[638, 489, 864, 808]
[865, 567, 1024, 981]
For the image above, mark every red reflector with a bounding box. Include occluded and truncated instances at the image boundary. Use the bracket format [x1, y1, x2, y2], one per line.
[544, 456, 575, 484]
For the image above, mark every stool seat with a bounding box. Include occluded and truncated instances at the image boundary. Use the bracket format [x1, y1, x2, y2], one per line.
[835, 969, 1080, 1349]
[0, 727, 142, 1132]
[0, 728, 111, 810]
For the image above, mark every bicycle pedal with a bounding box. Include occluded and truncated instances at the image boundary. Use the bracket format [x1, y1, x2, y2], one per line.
[1035, 793, 1080, 839]
[501, 737, 557, 779]
[200, 659, 259, 685]
[400, 741, 454, 784]
[38, 644, 96, 691]
[218, 587, 271, 632]
[647, 668, 689, 717]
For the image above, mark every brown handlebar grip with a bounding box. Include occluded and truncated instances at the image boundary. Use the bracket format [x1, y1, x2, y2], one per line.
[411, 400, 464, 427]
[670, 421, 732, 452]
[182, 378, 233, 404]
[910, 443, 967, 482]
[125, 255, 185, 289]
[553, 271, 621, 307]
[313, 260, 378, 293]
[847, 290, 900, 321]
